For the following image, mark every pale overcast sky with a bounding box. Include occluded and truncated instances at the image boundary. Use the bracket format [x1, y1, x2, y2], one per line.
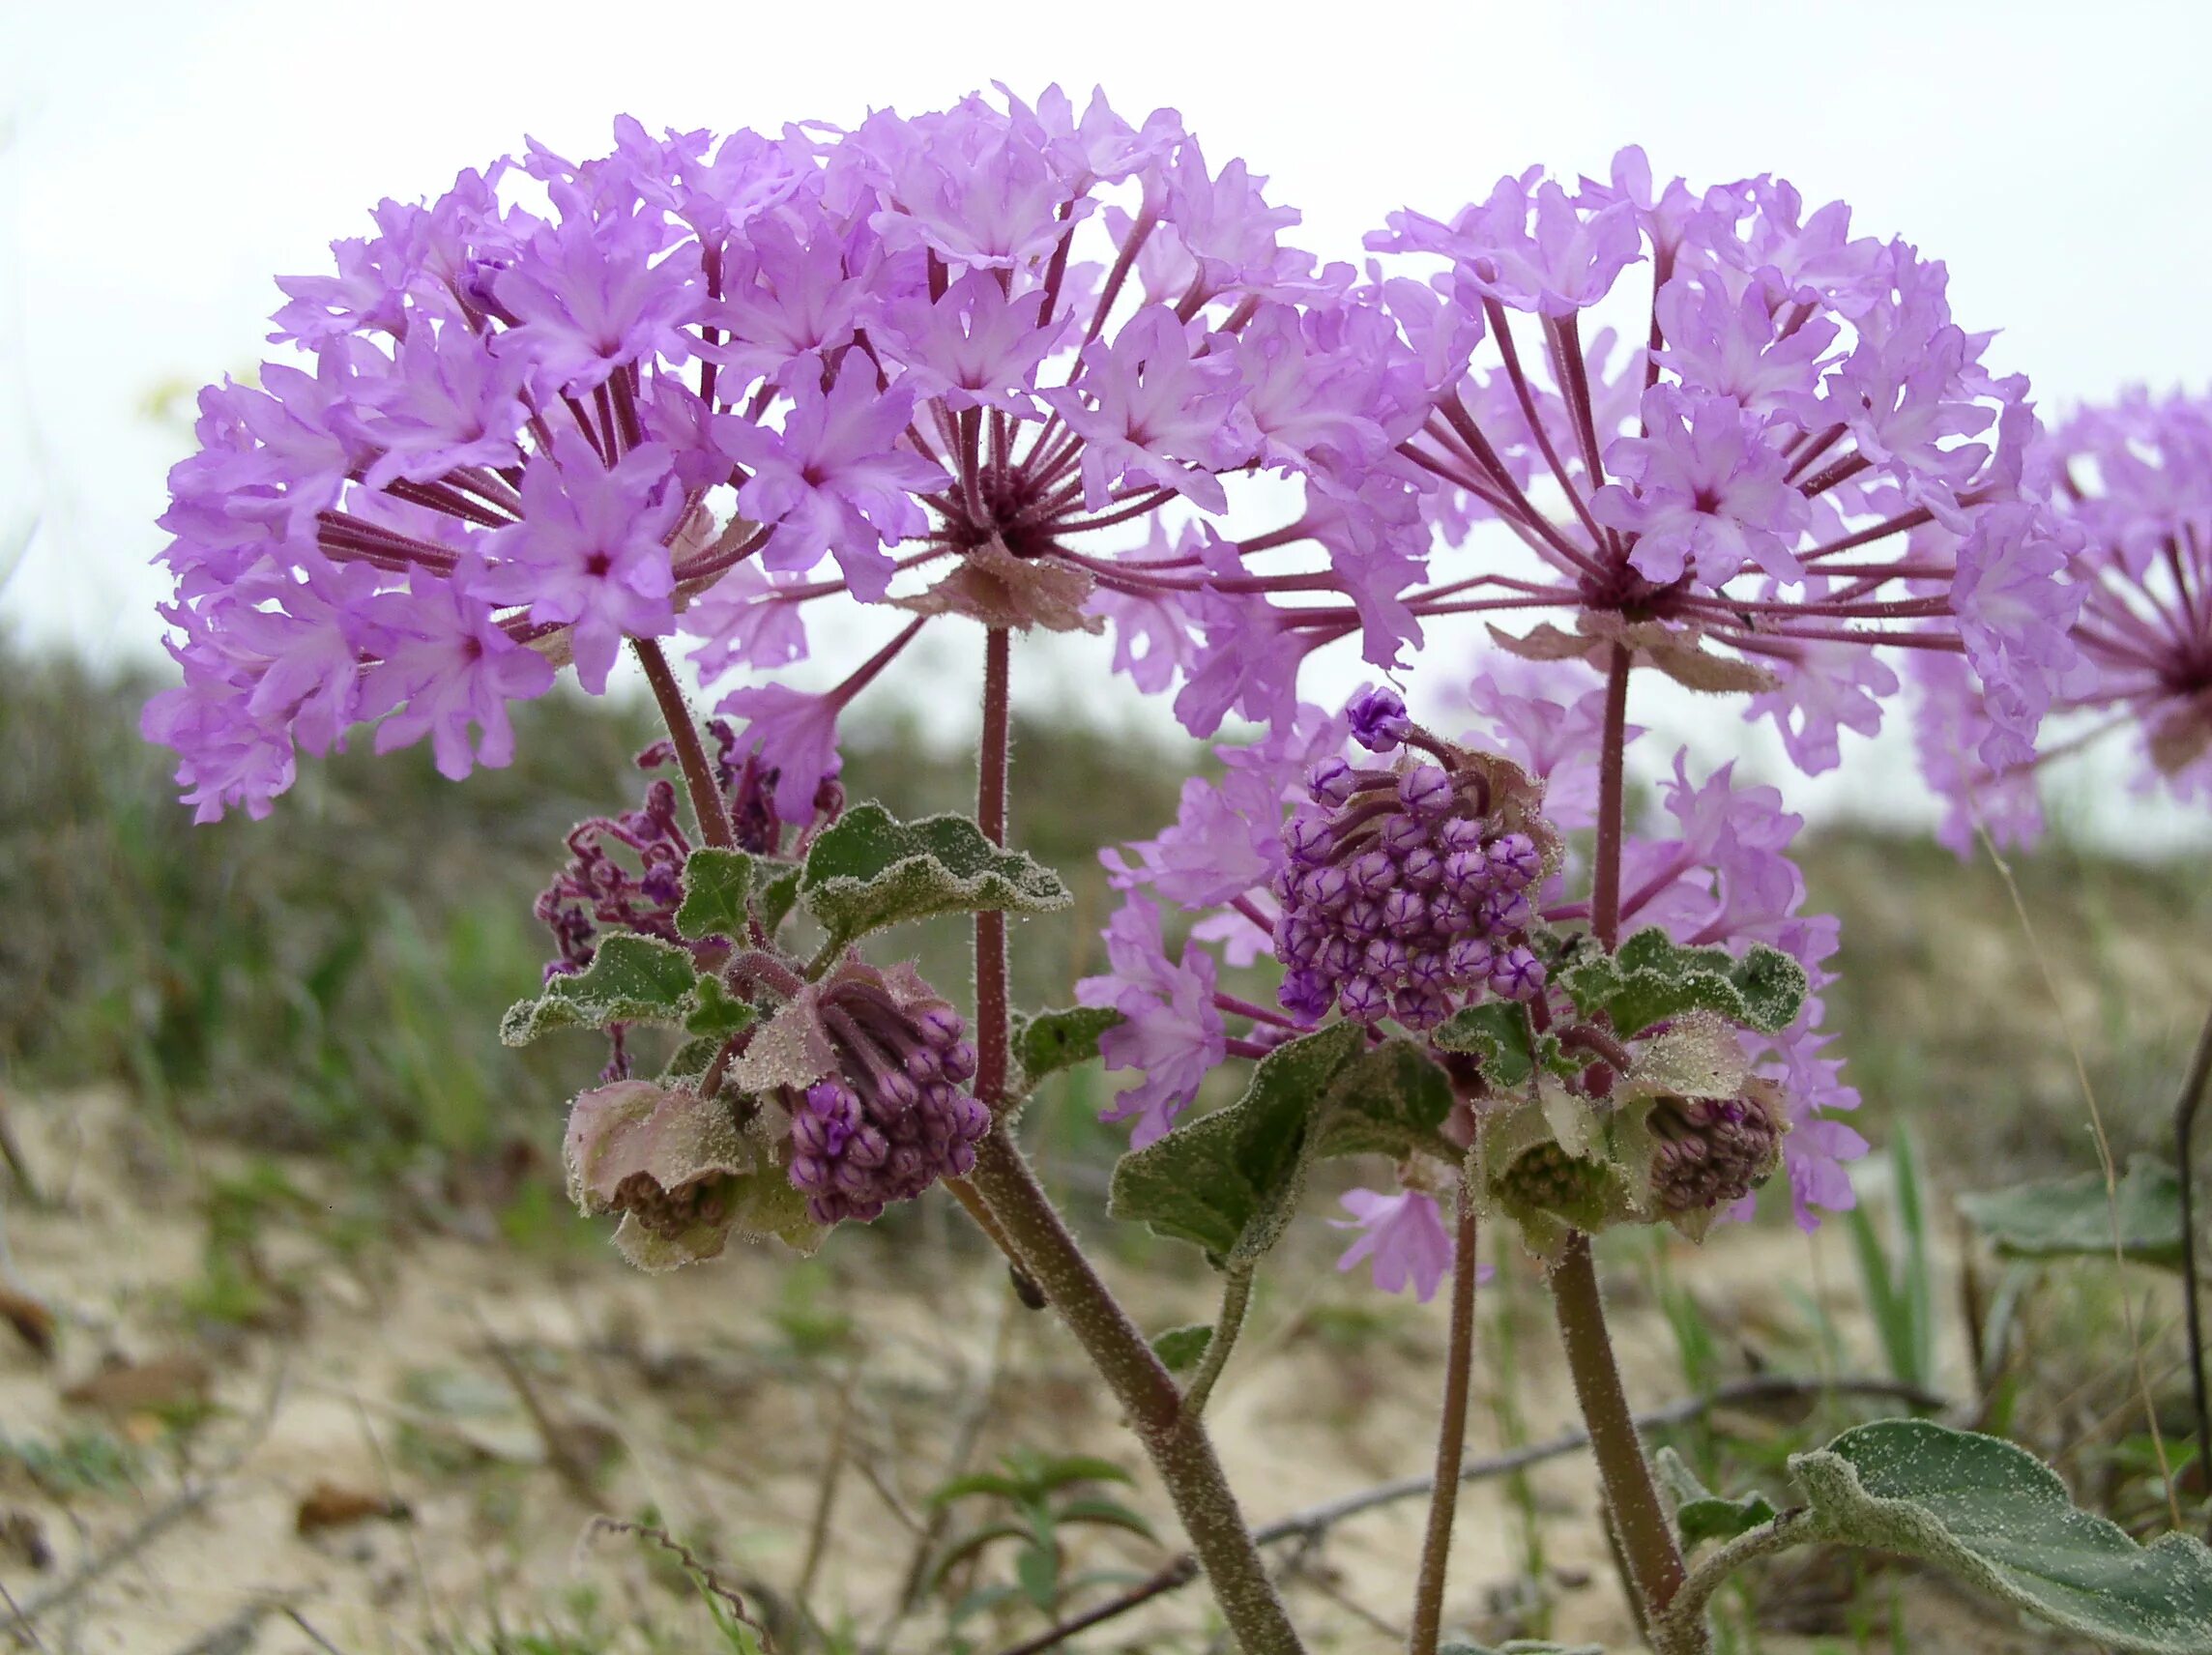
[3, 0, 2206, 844]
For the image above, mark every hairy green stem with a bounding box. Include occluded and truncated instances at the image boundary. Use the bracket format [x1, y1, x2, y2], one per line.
[1550, 1233, 1692, 1643]
[1408, 1187, 1481, 1655]
[633, 636, 735, 850]
[1656, 1508, 1817, 1650]
[1180, 1262, 1254, 1419]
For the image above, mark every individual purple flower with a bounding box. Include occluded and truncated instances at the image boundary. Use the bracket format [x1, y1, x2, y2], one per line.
[1041, 305, 1250, 513]
[1593, 388, 1812, 586]
[359, 562, 556, 778]
[878, 271, 1069, 416]
[1076, 894, 1228, 1147]
[1329, 1187, 1460, 1302]
[714, 374, 946, 603]
[1347, 684, 1412, 752]
[467, 432, 683, 693]
[490, 193, 702, 394]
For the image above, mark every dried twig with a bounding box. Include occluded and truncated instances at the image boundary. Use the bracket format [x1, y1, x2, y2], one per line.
[471, 1306, 604, 1509]
[795, 1365, 855, 1611]
[280, 1608, 352, 1655]
[584, 1516, 778, 1651]
[986, 1373, 1950, 1655]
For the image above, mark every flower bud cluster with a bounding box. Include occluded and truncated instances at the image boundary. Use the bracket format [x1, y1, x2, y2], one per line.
[1273, 735, 1548, 1030]
[1645, 1085, 1786, 1216]
[785, 981, 988, 1224]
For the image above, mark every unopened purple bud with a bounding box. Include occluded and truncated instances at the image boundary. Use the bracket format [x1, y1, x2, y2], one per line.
[1398, 846, 1443, 889]
[1284, 809, 1335, 864]
[1348, 849, 1399, 898]
[1441, 849, 1492, 903]
[1279, 969, 1335, 1021]
[1347, 686, 1413, 753]
[945, 1140, 978, 1177]
[790, 1153, 830, 1192]
[1478, 890, 1533, 932]
[1337, 974, 1388, 1022]
[1445, 937, 1497, 980]
[1489, 945, 1547, 1000]
[848, 1124, 891, 1169]
[1408, 951, 1450, 992]
[1379, 812, 1430, 856]
[917, 1005, 966, 1048]
[941, 1041, 979, 1083]
[1318, 935, 1360, 976]
[1282, 921, 1327, 968]
[1487, 832, 1541, 890]
[874, 1069, 920, 1110]
[1297, 864, 1352, 911]
[1399, 766, 1454, 817]
[1437, 816, 1486, 854]
[1341, 897, 1384, 940]
[1428, 893, 1473, 937]
[955, 1094, 992, 1139]
[904, 1046, 945, 1083]
[1381, 888, 1428, 936]
[1391, 986, 1452, 1031]
[834, 1158, 876, 1194]
[1306, 757, 1359, 807]
[1362, 937, 1410, 980]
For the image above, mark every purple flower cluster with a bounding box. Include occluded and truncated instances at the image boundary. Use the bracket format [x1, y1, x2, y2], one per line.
[1273, 721, 1550, 1029]
[780, 974, 987, 1224]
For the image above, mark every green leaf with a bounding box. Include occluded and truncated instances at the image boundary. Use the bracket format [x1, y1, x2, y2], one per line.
[1959, 1154, 2185, 1271]
[674, 848, 755, 942]
[1053, 1496, 1157, 1544]
[1011, 1006, 1125, 1085]
[1561, 927, 1806, 1038]
[1790, 1418, 2212, 1654]
[684, 974, 756, 1040]
[1108, 1027, 1454, 1266]
[501, 935, 699, 1045]
[660, 1034, 725, 1084]
[754, 866, 801, 936]
[799, 802, 1070, 944]
[1656, 1445, 1779, 1545]
[1015, 1542, 1060, 1612]
[1150, 1323, 1214, 1374]
[1434, 1001, 1537, 1087]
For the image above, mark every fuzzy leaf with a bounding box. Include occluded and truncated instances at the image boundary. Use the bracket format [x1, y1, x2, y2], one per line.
[1150, 1323, 1213, 1374]
[755, 866, 802, 936]
[1012, 1006, 1125, 1086]
[1790, 1419, 2212, 1654]
[1562, 927, 1805, 1038]
[1680, 1491, 1781, 1544]
[501, 936, 699, 1045]
[1109, 1028, 1454, 1266]
[684, 974, 756, 1040]
[1959, 1156, 2186, 1271]
[674, 848, 756, 942]
[660, 1034, 725, 1084]
[1435, 1001, 1538, 1087]
[800, 803, 1071, 944]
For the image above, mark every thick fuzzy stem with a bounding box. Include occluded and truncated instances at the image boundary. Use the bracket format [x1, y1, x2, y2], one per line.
[961, 624, 1300, 1654]
[1408, 1189, 1481, 1655]
[1551, 1234, 1691, 1642]
[962, 1137, 1305, 1655]
[1591, 643, 1631, 950]
[633, 637, 734, 851]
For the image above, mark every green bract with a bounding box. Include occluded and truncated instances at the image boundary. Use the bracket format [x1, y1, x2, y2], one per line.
[1010, 1005, 1125, 1089]
[502, 935, 712, 1044]
[673, 847, 756, 942]
[1561, 927, 1806, 1038]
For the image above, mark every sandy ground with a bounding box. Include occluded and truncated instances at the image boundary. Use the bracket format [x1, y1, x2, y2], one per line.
[0, 1089, 2085, 1655]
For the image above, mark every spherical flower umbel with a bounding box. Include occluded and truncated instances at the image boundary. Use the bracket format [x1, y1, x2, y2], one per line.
[144, 86, 1406, 821]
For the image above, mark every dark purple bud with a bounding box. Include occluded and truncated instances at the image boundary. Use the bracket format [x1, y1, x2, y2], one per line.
[847, 1124, 890, 1169]
[1391, 986, 1451, 1031]
[1318, 935, 1360, 977]
[1478, 889, 1533, 932]
[945, 1140, 978, 1177]
[1381, 888, 1428, 936]
[1284, 809, 1335, 865]
[1487, 832, 1542, 890]
[904, 1046, 945, 1083]
[1306, 757, 1359, 807]
[917, 1005, 967, 1047]
[1341, 897, 1384, 940]
[1489, 945, 1547, 1000]
[1347, 686, 1413, 753]
[1337, 974, 1388, 1022]
[1398, 765, 1454, 817]
[942, 1041, 979, 1083]
[1297, 863, 1353, 911]
[1348, 849, 1399, 898]
[1427, 893, 1473, 937]
[790, 1153, 830, 1192]
[1437, 816, 1486, 854]
[1444, 937, 1497, 980]
[1441, 849, 1492, 903]
[1379, 812, 1430, 856]
[1408, 950, 1450, 992]
[1362, 937, 1410, 981]
[1279, 969, 1335, 1021]
[1398, 846, 1443, 889]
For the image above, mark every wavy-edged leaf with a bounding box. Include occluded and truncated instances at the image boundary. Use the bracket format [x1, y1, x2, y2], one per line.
[1959, 1155, 2185, 1271]
[674, 848, 755, 942]
[1435, 1001, 1537, 1087]
[502, 936, 698, 1045]
[1656, 1445, 1779, 1545]
[684, 974, 756, 1040]
[1562, 927, 1806, 1038]
[754, 865, 801, 936]
[1790, 1418, 2212, 1654]
[1012, 1006, 1124, 1086]
[1108, 1028, 1455, 1267]
[800, 802, 1070, 944]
